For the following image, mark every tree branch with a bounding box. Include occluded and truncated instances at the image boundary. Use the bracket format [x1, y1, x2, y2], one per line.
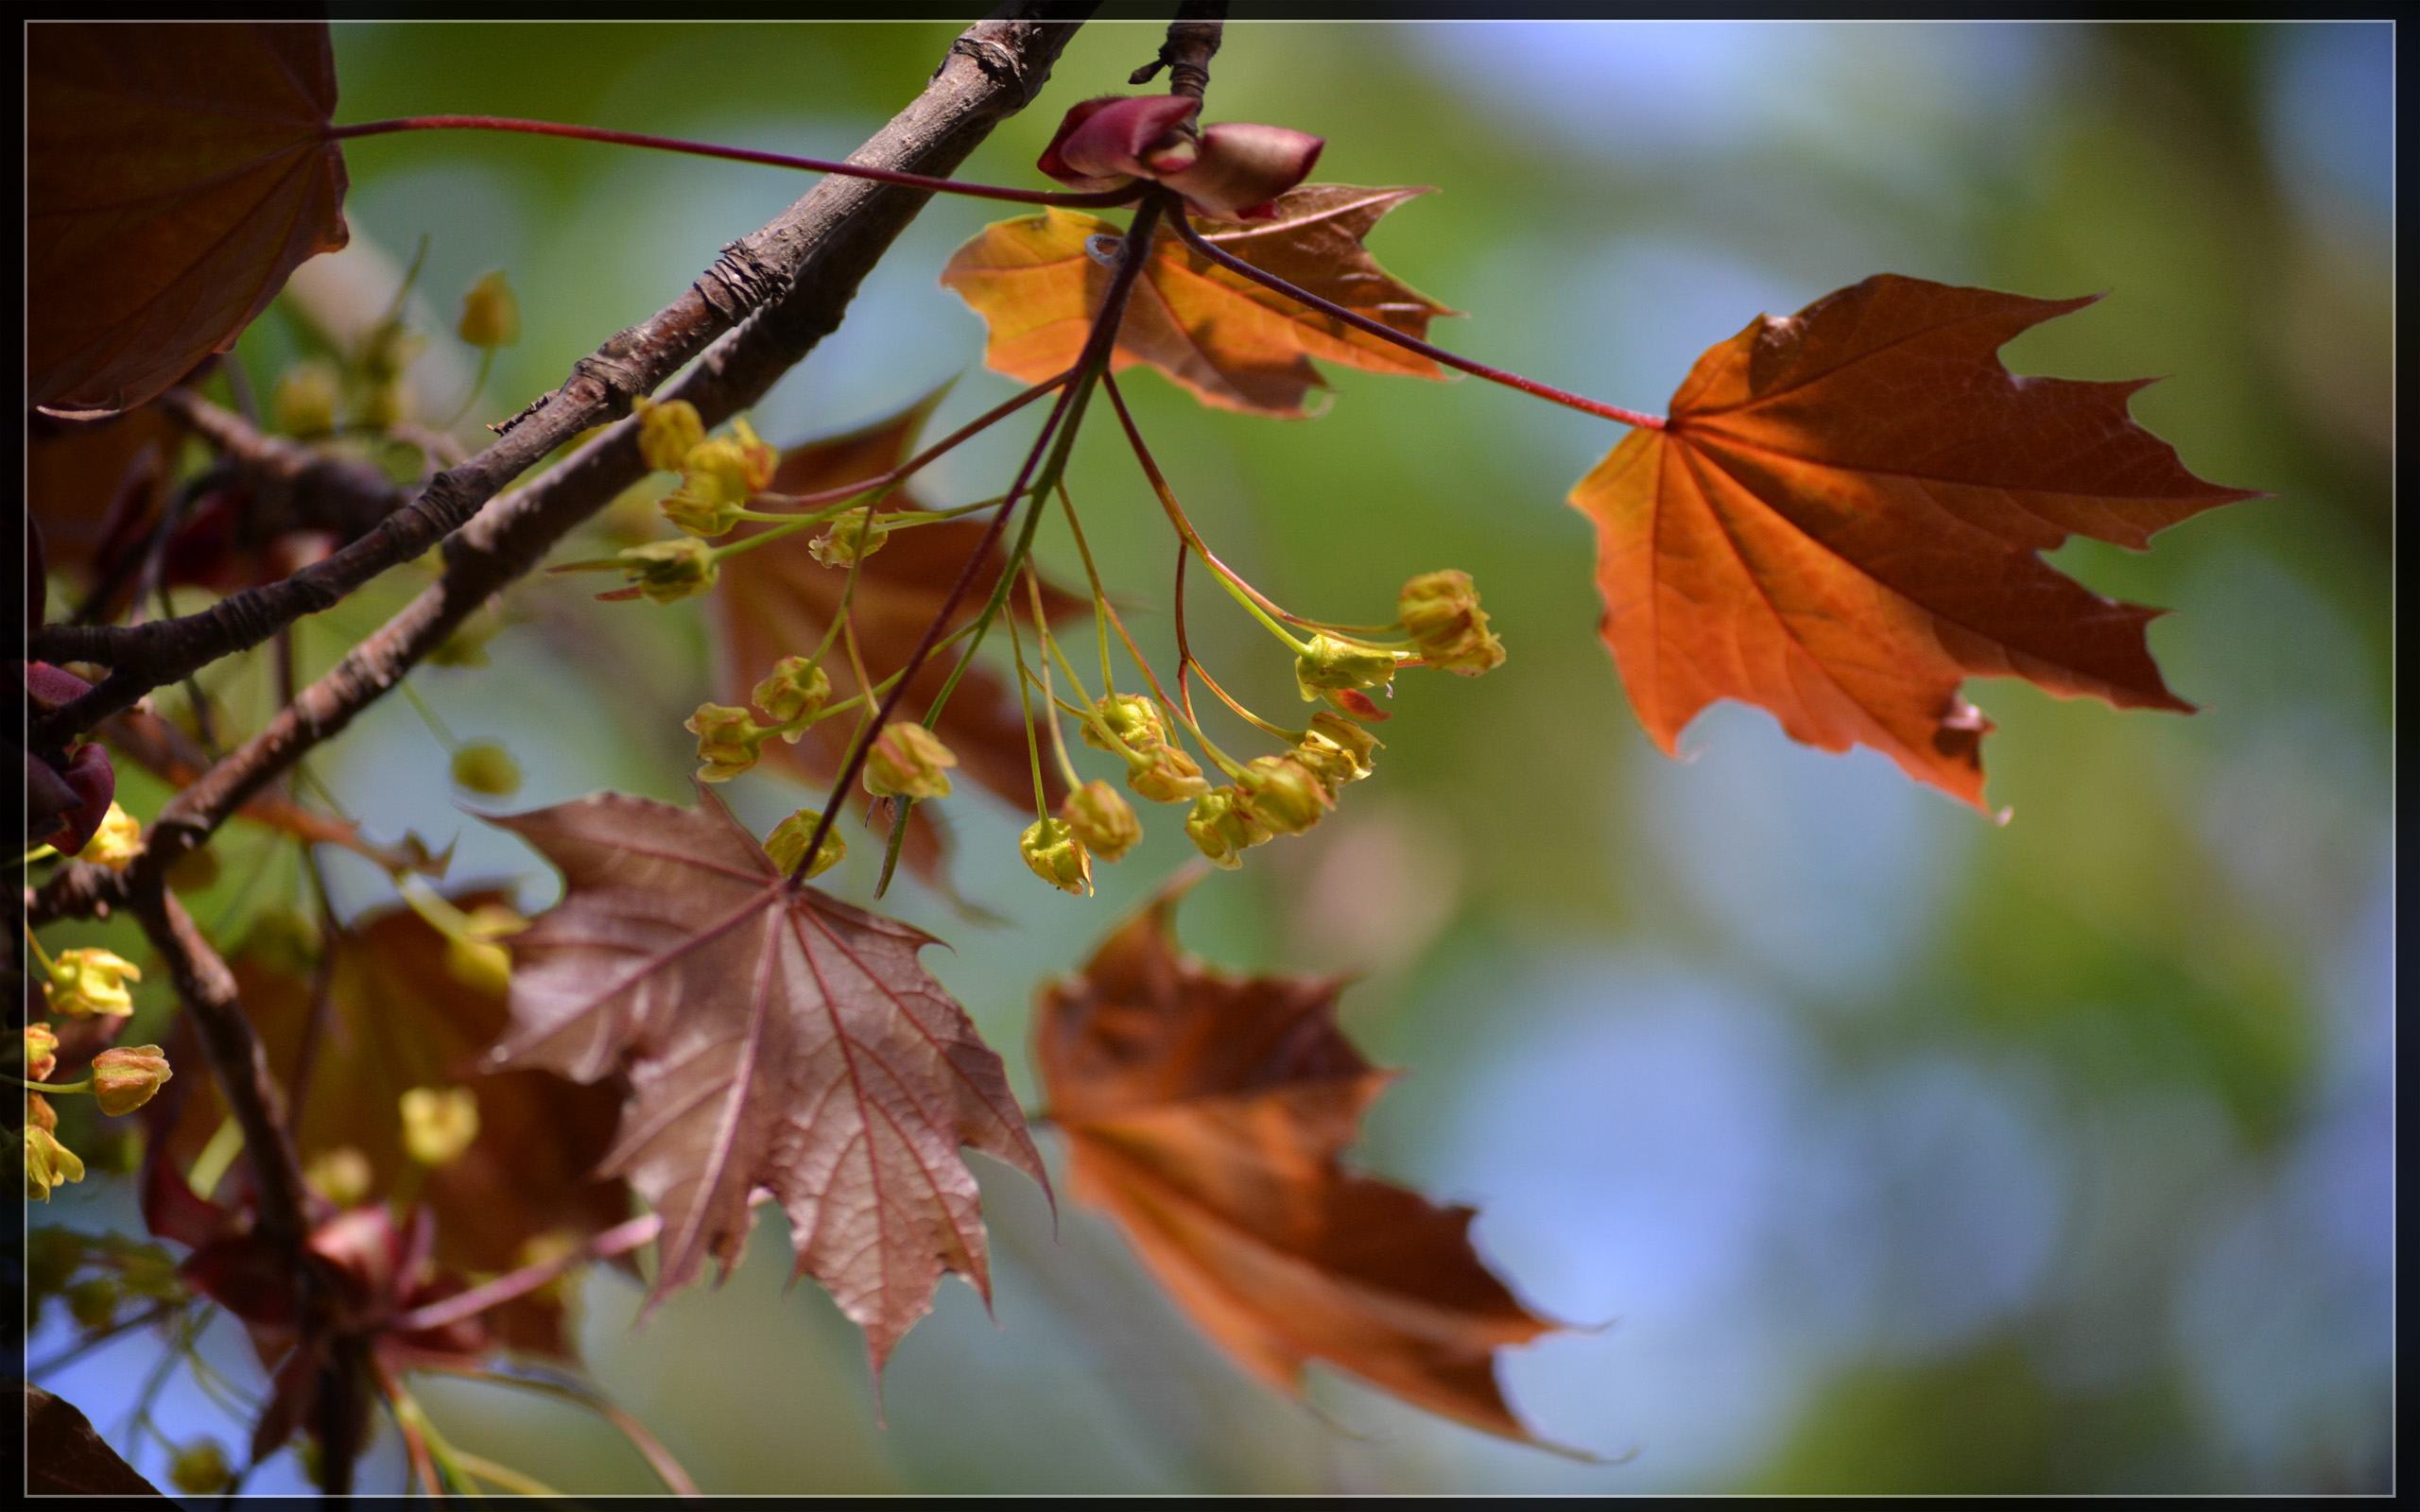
[1130, 0, 1226, 99]
[28, 8, 1092, 749]
[125, 9, 1092, 880]
[153, 388, 409, 544]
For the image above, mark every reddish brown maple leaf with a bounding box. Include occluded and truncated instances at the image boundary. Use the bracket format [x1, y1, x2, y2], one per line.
[157, 889, 626, 1359]
[1568, 274, 2256, 806]
[487, 786, 1047, 1376]
[941, 184, 1457, 417]
[1035, 884, 1556, 1443]
[716, 394, 1083, 883]
[30, 23, 350, 415]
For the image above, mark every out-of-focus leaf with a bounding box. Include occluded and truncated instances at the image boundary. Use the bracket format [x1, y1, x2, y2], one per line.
[1035, 883, 1557, 1443]
[158, 889, 625, 1359]
[942, 185, 1455, 417]
[29, 22, 350, 415]
[27, 406, 180, 588]
[715, 394, 1084, 884]
[1567, 274, 2256, 806]
[487, 786, 1048, 1379]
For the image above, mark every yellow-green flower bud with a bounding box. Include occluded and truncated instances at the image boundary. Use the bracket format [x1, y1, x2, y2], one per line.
[169, 1439, 234, 1497]
[636, 397, 707, 474]
[27, 1091, 56, 1134]
[77, 802, 141, 869]
[90, 1045, 173, 1117]
[68, 1278, 120, 1329]
[25, 1125, 85, 1201]
[400, 1087, 481, 1168]
[1294, 633, 1400, 702]
[450, 740, 522, 797]
[304, 1146, 374, 1210]
[456, 270, 520, 350]
[1294, 710, 1382, 791]
[862, 722, 957, 800]
[445, 937, 511, 998]
[1398, 568, 1505, 675]
[1061, 780, 1143, 863]
[765, 809, 847, 879]
[752, 657, 832, 731]
[661, 484, 745, 540]
[1236, 754, 1334, 836]
[1081, 693, 1167, 755]
[809, 511, 893, 568]
[43, 949, 142, 1019]
[1126, 742, 1210, 804]
[616, 537, 718, 604]
[728, 418, 778, 492]
[1184, 788, 1269, 869]
[274, 361, 340, 437]
[685, 703, 765, 782]
[1019, 817, 1092, 896]
[26, 1024, 60, 1083]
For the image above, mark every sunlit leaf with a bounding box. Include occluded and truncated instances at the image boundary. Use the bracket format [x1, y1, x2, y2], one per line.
[942, 184, 1455, 417]
[1567, 274, 2256, 806]
[1036, 883, 1557, 1443]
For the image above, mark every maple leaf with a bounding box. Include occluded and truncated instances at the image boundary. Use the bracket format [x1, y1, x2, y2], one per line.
[941, 184, 1458, 417]
[1035, 883, 1556, 1443]
[157, 889, 626, 1359]
[486, 786, 1048, 1376]
[1567, 274, 2256, 806]
[715, 394, 1084, 883]
[29, 23, 350, 416]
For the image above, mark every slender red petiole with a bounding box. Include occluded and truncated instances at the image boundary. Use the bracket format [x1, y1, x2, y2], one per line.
[327, 115, 1147, 208]
[759, 373, 1070, 513]
[1161, 203, 1667, 430]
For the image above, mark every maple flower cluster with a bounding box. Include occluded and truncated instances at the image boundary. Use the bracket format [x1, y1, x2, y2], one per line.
[20, 928, 173, 1199]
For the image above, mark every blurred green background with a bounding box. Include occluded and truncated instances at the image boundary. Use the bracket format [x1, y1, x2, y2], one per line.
[33, 20, 2389, 1494]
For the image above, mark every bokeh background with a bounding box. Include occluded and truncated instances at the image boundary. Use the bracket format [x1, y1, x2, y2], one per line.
[32, 20, 2390, 1494]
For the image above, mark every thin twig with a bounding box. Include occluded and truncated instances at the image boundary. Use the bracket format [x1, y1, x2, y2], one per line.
[26, 10, 1094, 747]
[1164, 211, 1667, 431]
[80, 11, 1091, 886]
[1130, 0, 1226, 99]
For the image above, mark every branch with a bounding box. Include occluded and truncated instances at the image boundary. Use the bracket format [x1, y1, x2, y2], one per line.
[126, 8, 1093, 879]
[154, 388, 408, 543]
[126, 885, 314, 1250]
[1130, 0, 1227, 98]
[27, 8, 1093, 748]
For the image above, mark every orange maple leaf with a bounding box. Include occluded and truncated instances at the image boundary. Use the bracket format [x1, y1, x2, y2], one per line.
[1036, 883, 1558, 1444]
[1568, 274, 2256, 807]
[29, 23, 350, 416]
[941, 184, 1457, 417]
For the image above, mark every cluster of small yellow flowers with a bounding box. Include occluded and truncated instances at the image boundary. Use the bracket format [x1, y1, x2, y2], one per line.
[809, 511, 894, 568]
[864, 722, 959, 801]
[1398, 569, 1505, 675]
[637, 398, 780, 540]
[765, 808, 848, 880]
[1020, 817, 1092, 896]
[44, 949, 142, 1019]
[20, 954, 173, 1199]
[77, 804, 141, 870]
[1083, 694, 1210, 803]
